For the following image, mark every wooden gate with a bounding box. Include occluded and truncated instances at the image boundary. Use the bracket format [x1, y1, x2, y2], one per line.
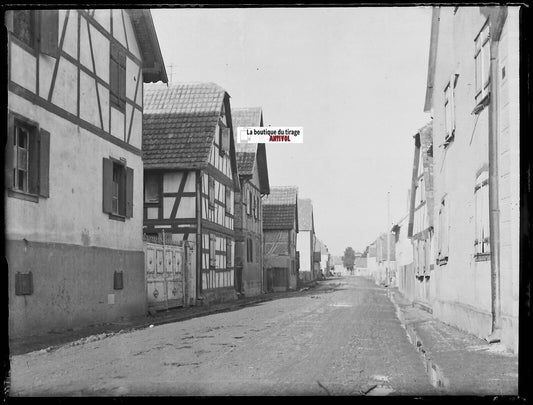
[143, 234, 194, 311]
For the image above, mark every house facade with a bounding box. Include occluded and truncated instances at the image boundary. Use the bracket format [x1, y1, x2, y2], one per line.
[6, 9, 167, 337]
[407, 122, 435, 311]
[232, 107, 270, 297]
[425, 6, 519, 352]
[296, 198, 315, 283]
[142, 82, 240, 305]
[263, 186, 299, 291]
[393, 214, 415, 302]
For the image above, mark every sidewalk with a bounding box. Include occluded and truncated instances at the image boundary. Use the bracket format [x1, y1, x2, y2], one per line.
[389, 287, 519, 396]
[9, 282, 319, 357]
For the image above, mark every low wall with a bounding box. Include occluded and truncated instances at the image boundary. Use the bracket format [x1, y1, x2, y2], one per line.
[7, 239, 145, 338]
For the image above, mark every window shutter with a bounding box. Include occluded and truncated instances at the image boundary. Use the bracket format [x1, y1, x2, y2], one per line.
[125, 166, 134, 218]
[222, 127, 230, 152]
[5, 10, 13, 32]
[102, 158, 114, 213]
[38, 128, 50, 197]
[119, 53, 126, 107]
[5, 113, 15, 190]
[40, 10, 59, 58]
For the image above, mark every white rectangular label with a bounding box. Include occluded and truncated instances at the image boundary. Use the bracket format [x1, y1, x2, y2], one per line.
[236, 127, 303, 144]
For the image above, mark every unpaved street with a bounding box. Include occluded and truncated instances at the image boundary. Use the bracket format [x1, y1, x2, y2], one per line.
[9, 276, 436, 396]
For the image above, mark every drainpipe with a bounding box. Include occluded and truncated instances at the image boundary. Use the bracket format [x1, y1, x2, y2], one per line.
[486, 7, 507, 342]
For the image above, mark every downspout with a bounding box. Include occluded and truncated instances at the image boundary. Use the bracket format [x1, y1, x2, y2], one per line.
[486, 8, 506, 342]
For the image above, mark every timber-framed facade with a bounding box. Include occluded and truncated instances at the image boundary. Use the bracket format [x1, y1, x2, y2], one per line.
[6, 8, 167, 337]
[142, 82, 240, 305]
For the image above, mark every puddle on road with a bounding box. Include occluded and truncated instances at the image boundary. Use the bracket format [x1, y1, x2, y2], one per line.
[329, 303, 353, 307]
[365, 384, 395, 396]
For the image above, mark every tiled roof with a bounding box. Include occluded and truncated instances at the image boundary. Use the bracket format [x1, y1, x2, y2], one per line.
[142, 83, 227, 169]
[262, 186, 298, 230]
[232, 107, 263, 175]
[263, 186, 298, 206]
[298, 198, 314, 231]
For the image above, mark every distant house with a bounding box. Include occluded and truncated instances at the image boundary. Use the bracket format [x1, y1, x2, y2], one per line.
[263, 186, 299, 291]
[6, 9, 167, 337]
[142, 82, 240, 305]
[424, 6, 519, 352]
[393, 213, 414, 302]
[296, 198, 316, 282]
[407, 121, 434, 311]
[232, 107, 270, 297]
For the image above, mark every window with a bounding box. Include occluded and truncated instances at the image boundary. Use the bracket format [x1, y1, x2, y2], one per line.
[474, 171, 490, 256]
[218, 119, 230, 156]
[7, 10, 58, 56]
[208, 176, 215, 209]
[209, 234, 216, 268]
[225, 186, 231, 213]
[474, 20, 490, 105]
[247, 238, 253, 263]
[226, 238, 232, 267]
[248, 190, 253, 216]
[6, 114, 50, 200]
[110, 43, 126, 111]
[144, 174, 159, 203]
[437, 198, 449, 265]
[102, 158, 133, 219]
[444, 79, 456, 143]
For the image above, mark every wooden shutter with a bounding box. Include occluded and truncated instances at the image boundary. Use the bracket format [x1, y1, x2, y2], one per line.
[40, 10, 59, 58]
[5, 10, 13, 32]
[117, 51, 126, 109]
[125, 166, 134, 218]
[102, 158, 114, 213]
[222, 127, 230, 152]
[226, 238, 232, 267]
[38, 128, 50, 197]
[110, 45, 119, 106]
[5, 113, 15, 189]
[28, 128, 39, 195]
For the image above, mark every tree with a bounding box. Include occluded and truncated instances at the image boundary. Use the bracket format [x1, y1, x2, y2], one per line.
[342, 247, 356, 271]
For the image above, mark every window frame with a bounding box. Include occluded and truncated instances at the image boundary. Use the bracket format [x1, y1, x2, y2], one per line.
[474, 171, 491, 258]
[437, 198, 449, 265]
[144, 173, 160, 204]
[6, 112, 50, 203]
[102, 157, 133, 220]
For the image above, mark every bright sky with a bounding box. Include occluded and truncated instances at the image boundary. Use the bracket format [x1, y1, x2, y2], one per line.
[151, 7, 433, 256]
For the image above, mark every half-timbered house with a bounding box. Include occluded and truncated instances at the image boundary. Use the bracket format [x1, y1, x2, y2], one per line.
[407, 121, 434, 311]
[142, 82, 240, 305]
[232, 107, 270, 297]
[262, 186, 299, 292]
[6, 9, 167, 337]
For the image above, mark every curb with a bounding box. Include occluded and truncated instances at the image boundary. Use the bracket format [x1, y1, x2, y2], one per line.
[387, 289, 449, 391]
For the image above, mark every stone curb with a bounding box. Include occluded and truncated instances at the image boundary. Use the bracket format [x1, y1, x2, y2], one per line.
[387, 289, 449, 391]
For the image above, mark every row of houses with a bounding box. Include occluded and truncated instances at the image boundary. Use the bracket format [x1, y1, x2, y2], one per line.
[6, 9, 332, 339]
[363, 6, 519, 354]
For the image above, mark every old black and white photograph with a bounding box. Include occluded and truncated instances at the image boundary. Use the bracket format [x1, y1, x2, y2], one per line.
[3, 4, 528, 397]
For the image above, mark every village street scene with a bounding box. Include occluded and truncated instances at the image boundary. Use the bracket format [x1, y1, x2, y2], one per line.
[4, 6, 525, 397]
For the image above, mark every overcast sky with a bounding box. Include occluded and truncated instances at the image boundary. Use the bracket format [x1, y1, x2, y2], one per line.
[151, 6, 433, 256]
